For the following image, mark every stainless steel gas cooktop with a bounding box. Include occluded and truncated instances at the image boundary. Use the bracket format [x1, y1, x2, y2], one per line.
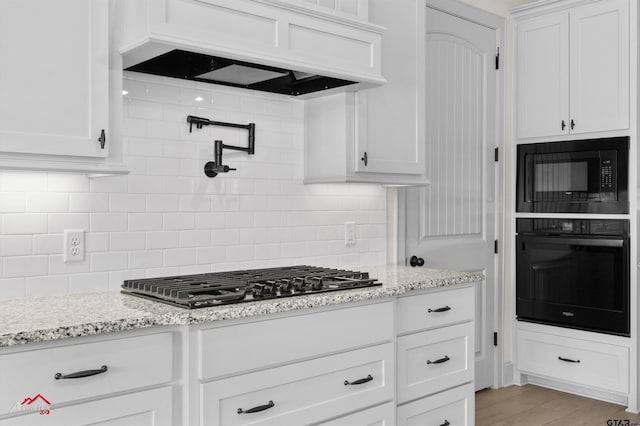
[121, 266, 380, 309]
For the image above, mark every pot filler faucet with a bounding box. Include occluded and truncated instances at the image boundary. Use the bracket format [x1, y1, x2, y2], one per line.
[186, 115, 256, 178]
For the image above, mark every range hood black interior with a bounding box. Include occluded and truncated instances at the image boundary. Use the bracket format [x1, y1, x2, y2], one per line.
[125, 49, 356, 96]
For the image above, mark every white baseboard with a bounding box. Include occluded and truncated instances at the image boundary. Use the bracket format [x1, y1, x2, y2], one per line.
[502, 361, 514, 386]
[525, 375, 628, 407]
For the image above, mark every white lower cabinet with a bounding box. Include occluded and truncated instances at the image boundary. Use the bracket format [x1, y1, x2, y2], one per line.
[396, 286, 475, 426]
[202, 343, 394, 426]
[0, 331, 174, 425]
[318, 401, 396, 426]
[397, 322, 474, 404]
[0, 387, 173, 426]
[517, 327, 629, 394]
[397, 383, 474, 426]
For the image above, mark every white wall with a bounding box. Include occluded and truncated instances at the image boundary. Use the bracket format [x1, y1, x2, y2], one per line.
[0, 72, 387, 299]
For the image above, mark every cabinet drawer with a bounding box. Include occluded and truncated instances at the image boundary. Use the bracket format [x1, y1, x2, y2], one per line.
[397, 322, 474, 403]
[199, 301, 393, 380]
[319, 401, 395, 426]
[0, 332, 172, 416]
[397, 286, 474, 334]
[397, 383, 474, 426]
[202, 343, 394, 426]
[517, 329, 629, 393]
[0, 386, 172, 426]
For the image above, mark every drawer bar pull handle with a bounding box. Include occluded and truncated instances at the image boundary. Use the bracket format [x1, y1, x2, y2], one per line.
[54, 365, 108, 380]
[344, 374, 373, 386]
[440, 421, 451, 426]
[237, 400, 275, 414]
[558, 356, 580, 363]
[427, 355, 450, 365]
[428, 306, 451, 313]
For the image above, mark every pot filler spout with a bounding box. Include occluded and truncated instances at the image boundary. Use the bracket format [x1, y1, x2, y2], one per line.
[125, 50, 356, 96]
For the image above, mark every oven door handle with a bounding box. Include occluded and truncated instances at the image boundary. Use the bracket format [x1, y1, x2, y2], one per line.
[521, 236, 625, 248]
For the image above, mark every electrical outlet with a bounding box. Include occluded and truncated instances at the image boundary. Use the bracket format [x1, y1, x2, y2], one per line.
[63, 229, 85, 263]
[344, 222, 356, 246]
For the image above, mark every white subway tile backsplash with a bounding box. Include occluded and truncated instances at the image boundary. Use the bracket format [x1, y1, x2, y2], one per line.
[0, 235, 32, 256]
[26, 193, 69, 213]
[0, 75, 387, 298]
[110, 194, 146, 212]
[110, 232, 146, 251]
[196, 246, 226, 265]
[129, 250, 163, 269]
[49, 255, 91, 275]
[128, 175, 164, 194]
[89, 175, 128, 193]
[4, 256, 48, 278]
[86, 233, 110, 253]
[25, 275, 69, 297]
[148, 194, 181, 212]
[90, 213, 128, 232]
[91, 252, 128, 272]
[164, 212, 195, 230]
[194, 212, 225, 229]
[69, 272, 110, 293]
[147, 231, 180, 249]
[69, 193, 109, 212]
[129, 213, 163, 231]
[48, 213, 90, 233]
[179, 230, 211, 247]
[0, 193, 26, 213]
[33, 234, 63, 255]
[1, 171, 47, 192]
[164, 248, 196, 266]
[2, 214, 48, 234]
[0, 278, 26, 300]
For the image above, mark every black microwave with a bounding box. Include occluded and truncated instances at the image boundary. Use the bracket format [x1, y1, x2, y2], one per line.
[516, 137, 629, 214]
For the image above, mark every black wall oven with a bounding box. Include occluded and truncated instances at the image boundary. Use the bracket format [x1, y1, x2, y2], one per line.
[516, 218, 629, 336]
[517, 137, 629, 213]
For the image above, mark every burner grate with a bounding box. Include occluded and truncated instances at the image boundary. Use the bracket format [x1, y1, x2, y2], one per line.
[121, 266, 380, 308]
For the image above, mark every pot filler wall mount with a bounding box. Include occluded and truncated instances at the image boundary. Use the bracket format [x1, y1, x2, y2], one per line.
[187, 115, 255, 178]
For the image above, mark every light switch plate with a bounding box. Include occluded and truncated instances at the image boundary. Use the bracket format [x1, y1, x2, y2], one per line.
[344, 222, 356, 246]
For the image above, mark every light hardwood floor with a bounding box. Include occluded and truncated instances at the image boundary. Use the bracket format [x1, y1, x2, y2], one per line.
[476, 385, 640, 425]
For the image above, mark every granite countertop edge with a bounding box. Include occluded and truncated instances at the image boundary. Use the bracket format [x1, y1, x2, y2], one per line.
[0, 266, 483, 348]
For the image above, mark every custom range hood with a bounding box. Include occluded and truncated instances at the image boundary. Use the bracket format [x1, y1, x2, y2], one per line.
[118, 0, 386, 97]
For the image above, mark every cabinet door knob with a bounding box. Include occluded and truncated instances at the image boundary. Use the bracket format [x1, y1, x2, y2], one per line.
[561, 120, 566, 130]
[571, 119, 575, 130]
[361, 152, 368, 166]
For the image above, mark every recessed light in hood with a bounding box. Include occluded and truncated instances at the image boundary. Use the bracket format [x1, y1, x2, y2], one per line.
[124, 50, 356, 96]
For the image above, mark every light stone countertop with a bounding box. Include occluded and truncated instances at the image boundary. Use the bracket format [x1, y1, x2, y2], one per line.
[0, 265, 483, 348]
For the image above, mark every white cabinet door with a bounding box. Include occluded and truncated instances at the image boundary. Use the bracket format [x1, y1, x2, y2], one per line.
[396, 383, 474, 426]
[354, 0, 424, 176]
[569, 0, 629, 134]
[0, 387, 172, 426]
[516, 13, 569, 139]
[0, 0, 109, 158]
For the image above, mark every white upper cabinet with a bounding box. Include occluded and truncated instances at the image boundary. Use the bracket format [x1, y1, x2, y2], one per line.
[0, 0, 109, 158]
[516, 14, 569, 138]
[515, 0, 629, 139]
[304, 0, 428, 185]
[569, 0, 629, 135]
